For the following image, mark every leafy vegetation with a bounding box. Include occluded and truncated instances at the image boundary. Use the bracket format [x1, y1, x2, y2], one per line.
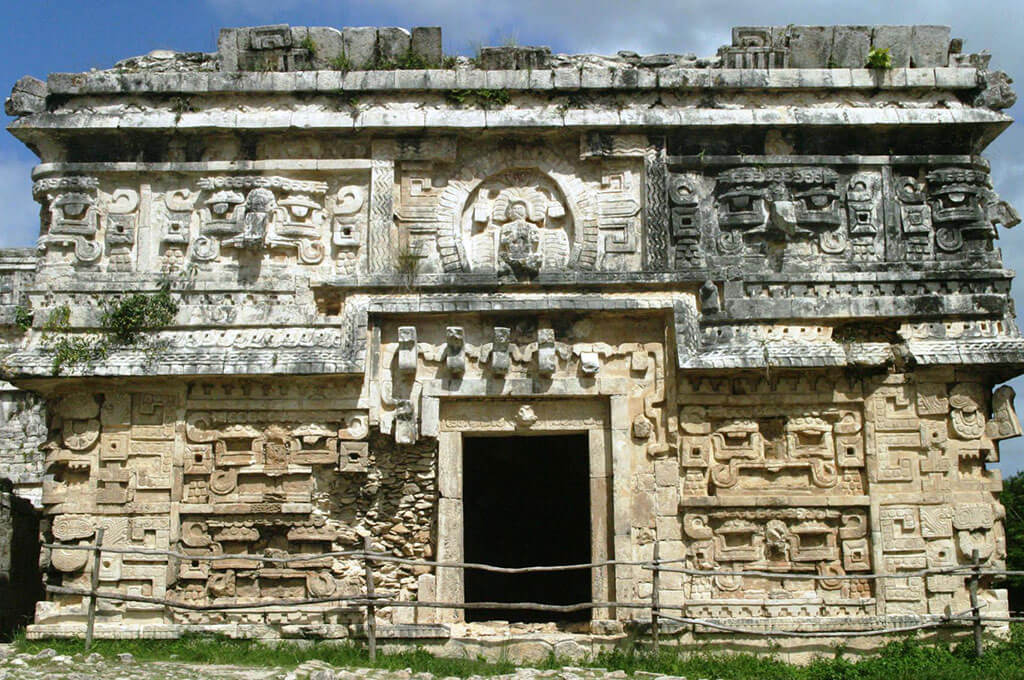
[41, 304, 107, 376]
[332, 48, 457, 72]
[14, 626, 1024, 678]
[445, 88, 511, 108]
[39, 280, 180, 375]
[170, 96, 197, 122]
[396, 240, 422, 291]
[299, 35, 317, 55]
[866, 47, 893, 69]
[98, 282, 178, 347]
[330, 53, 354, 72]
[1001, 470, 1024, 612]
[13, 305, 33, 332]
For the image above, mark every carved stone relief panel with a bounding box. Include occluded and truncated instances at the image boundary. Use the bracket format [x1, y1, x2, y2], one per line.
[40, 389, 180, 624]
[896, 166, 1019, 261]
[661, 160, 1018, 271]
[33, 172, 371, 275]
[714, 166, 844, 258]
[375, 314, 667, 446]
[680, 508, 872, 607]
[461, 169, 571, 278]
[679, 406, 865, 497]
[193, 176, 329, 264]
[865, 379, 1006, 494]
[426, 142, 641, 278]
[678, 374, 866, 499]
[33, 176, 105, 267]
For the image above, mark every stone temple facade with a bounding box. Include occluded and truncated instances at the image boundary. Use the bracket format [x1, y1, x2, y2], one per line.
[2, 23, 1024, 652]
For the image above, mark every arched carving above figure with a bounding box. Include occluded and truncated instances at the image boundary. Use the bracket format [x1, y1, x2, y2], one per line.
[461, 171, 572, 279]
[434, 146, 600, 275]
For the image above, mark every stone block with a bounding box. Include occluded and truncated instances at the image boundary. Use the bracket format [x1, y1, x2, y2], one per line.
[553, 67, 581, 89]
[831, 26, 871, 67]
[789, 26, 834, 68]
[217, 28, 241, 71]
[581, 66, 614, 88]
[377, 27, 412, 63]
[411, 27, 443, 66]
[871, 26, 912, 67]
[342, 27, 377, 69]
[479, 46, 551, 70]
[454, 69, 487, 89]
[910, 25, 951, 66]
[5, 76, 46, 116]
[307, 27, 344, 70]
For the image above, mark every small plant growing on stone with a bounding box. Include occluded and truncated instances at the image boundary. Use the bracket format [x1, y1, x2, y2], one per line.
[41, 304, 106, 375]
[866, 47, 893, 69]
[446, 89, 510, 109]
[40, 277, 183, 375]
[555, 92, 590, 116]
[396, 241, 421, 290]
[331, 53, 353, 72]
[170, 96, 197, 123]
[13, 306, 33, 332]
[299, 35, 317, 55]
[99, 282, 178, 347]
[393, 49, 433, 70]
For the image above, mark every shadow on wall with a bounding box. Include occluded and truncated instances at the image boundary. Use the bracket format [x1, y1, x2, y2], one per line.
[0, 478, 42, 640]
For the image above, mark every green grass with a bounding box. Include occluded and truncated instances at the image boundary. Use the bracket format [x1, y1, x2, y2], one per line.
[12, 633, 522, 675]
[13, 626, 1024, 679]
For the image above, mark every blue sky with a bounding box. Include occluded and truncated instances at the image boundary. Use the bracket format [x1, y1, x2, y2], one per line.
[5, 0, 1024, 475]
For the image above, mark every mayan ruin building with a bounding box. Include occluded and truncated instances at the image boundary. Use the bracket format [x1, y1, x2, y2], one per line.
[1, 22, 1022, 656]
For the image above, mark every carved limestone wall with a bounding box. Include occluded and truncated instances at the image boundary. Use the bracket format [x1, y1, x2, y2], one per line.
[34, 378, 445, 631]
[5, 22, 1024, 649]
[0, 383, 47, 507]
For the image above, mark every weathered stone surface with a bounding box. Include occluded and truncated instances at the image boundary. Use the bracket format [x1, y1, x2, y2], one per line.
[871, 26, 913, 67]
[976, 70, 1018, 110]
[910, 25, 952, 66]
[0, 22, 1019, 653]
[831, 26, 872, 67]
[342, 27, 378, 68]
[307, 27, 345, 70]
[377, 27, 411, 63]
[479, 46, 552, 70]
[4, 75, 46, 116]
[411, 27, 442, 66]
[789, 26, 835, 68]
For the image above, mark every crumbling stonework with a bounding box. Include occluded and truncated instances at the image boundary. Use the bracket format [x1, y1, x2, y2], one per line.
[1, 23, 1023, 653]
[1, 479, 43, 638]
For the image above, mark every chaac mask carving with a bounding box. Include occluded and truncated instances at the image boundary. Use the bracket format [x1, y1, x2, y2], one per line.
[715, 166, 843, 256]
[34, 176, 102, 264]
[193, 176, 327, 264]
[926, 167, 1020, 252]
[898, 166, 1019, 258]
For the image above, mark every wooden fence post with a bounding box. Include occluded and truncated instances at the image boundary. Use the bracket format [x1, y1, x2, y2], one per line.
[651, 541, 660, 654]
[363, 535, 377, 663]
[969, 548, 983, 657]
[84, 527, 105, 652]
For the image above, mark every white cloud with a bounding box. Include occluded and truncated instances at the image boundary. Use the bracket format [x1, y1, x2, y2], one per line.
[0, 153, 38, 248]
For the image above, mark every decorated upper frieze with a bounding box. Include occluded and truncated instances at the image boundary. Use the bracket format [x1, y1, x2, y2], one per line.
[26, 139, 1018, 282]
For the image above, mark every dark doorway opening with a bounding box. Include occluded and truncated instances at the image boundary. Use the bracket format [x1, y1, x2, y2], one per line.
[462, 434, 591, 623]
